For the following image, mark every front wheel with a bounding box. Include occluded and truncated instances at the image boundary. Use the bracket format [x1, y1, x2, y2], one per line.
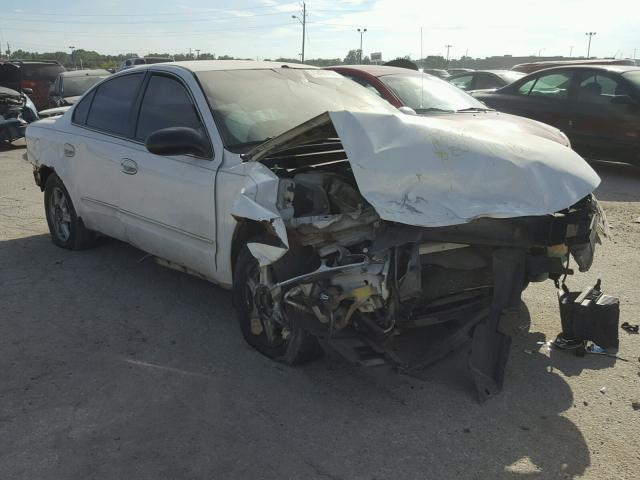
[233, 240, 320, 365]
[44, 173, 96, 250]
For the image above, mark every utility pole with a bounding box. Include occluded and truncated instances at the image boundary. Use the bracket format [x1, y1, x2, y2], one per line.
[195, 49, 200, 59]
[445, 44, 452, 68]
[357, 28, 367, 64]
[291, 2, 306, 63]
[585, 32, 596, 58]
[569, 45, 574, 57]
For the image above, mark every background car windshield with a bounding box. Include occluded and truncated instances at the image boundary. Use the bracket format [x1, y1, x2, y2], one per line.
[196, 68, 396, 150]
[378, 73, 486, 112]
[64, 75, 107, 97]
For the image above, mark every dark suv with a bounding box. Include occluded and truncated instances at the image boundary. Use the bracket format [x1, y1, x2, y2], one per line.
[0, 60, 66, 111]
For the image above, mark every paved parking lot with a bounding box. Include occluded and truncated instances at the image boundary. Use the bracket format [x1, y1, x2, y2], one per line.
[1, 141, 639, 479]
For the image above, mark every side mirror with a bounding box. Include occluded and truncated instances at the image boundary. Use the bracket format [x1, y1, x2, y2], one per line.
[145, 127, 211, 158]
[22, 88, 33, 95]
[611, 94, 637, 105]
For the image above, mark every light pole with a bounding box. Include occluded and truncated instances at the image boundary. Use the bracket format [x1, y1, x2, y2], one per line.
[291, 2, 306, 63]
[357, 28, 367, 64]
[68, 45, 76, 69]
[538, 48, 545, 57]
[585, 32, 596, 58]
[445, 44, 452, 68]
[195, 49, 200, 59]
[569, 45, 574, 58]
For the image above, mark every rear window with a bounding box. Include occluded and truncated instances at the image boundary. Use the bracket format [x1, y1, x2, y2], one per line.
[20, 64, 65, 82]
[85, 73, 144, 136]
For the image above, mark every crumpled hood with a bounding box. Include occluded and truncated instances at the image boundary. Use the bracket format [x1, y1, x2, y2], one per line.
[330, 110, 600, 227]
[246, 110, 600, 228]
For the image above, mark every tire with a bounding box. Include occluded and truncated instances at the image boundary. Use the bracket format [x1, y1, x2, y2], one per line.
[233, 239, 320, 365]
[44, 173, 96, 250]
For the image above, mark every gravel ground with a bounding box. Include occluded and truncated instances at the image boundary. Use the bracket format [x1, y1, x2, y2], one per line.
[1, 141, 639, 480]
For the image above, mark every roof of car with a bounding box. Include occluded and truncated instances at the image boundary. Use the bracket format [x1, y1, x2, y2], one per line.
[329, 65, 420, 77]
[61, 69, 111, 77]
[525, 64, 640, 74]
[143, 60, 316, 72]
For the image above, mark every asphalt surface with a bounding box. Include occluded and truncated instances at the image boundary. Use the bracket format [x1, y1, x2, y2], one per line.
[1, 141, 639, 479]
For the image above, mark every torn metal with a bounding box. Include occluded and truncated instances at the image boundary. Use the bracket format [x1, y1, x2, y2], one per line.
[232, 110, 606, 400]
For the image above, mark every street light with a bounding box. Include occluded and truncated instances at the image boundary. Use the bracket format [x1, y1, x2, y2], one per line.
[291, 2, 306, 63]
[585, 32, 596, 58]
[357, 28, 367, 64]
[68, 46, 76, 69]
[538, 48, 545, 57]
[445, 44, 452, 68]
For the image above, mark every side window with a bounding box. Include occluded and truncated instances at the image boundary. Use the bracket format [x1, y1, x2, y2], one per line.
[450, 74, 473, 90]
[135, 75, 204, 141]
[577, 73, 630, 104]
[85, 73, 143, 136]
[72, 89, 96, 125]
[528, 72, 572, 99]
[474, 73, 499, 90]
[517, 78, 536, 95]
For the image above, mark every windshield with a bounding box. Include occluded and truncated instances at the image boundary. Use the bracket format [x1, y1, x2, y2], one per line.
[378, 73, 487, 113]
[622, 71, 640, 89]
[63, 75, 108, 97]
[196, 68, 396, 151]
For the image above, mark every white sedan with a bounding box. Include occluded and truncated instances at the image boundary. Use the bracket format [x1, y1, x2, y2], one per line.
[26, 61, 605, 400]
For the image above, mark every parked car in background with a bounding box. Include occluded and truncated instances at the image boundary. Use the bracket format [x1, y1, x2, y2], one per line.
[48, 69, 111, 108]
[447, 68, 474, 75]
[25, 60, 606, 399]
[0, 60, 65, 111]
[511, 58, 635, 74]
[472, 65, 640, 164]
[117, 57, 174, 71]
[422, 68, 450, 79]
[448, 70, 525, 92]
[0, 85, 38, 144]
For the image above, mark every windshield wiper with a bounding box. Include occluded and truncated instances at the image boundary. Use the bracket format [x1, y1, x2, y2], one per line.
[455, 107, 495, 112]
[414, 107, 455, 114]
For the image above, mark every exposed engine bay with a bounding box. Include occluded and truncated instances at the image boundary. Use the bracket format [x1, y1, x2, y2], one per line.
[232, 111, 607, 401]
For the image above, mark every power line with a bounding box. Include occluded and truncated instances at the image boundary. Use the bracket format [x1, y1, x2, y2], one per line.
[0, 11, 295, 25]
[0, 2, 299, 17]
[0, 22, 297, 37]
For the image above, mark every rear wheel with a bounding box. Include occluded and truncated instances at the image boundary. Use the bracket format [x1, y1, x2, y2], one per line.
[44, 173, 96, 250]
[233, 239, 320, 365]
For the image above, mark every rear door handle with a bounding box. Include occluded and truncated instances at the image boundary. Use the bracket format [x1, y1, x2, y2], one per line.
[121, 158, 138, 175]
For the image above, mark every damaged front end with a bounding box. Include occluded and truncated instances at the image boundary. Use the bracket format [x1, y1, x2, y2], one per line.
[232, 111, 606, 401]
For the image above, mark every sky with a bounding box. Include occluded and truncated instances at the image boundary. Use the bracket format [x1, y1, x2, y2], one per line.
[1, 0, 638, 61]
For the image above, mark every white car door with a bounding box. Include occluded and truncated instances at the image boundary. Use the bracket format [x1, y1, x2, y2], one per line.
[66, 72, 145, 240]
[116, 73, 219, 279]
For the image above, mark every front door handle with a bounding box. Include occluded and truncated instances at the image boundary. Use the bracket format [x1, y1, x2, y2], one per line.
[121, 158, 138, 175]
